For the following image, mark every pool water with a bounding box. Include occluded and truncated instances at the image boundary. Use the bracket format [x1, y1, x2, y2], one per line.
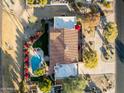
[31, 54, 43, 72]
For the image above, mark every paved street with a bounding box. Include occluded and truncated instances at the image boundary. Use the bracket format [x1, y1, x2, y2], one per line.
[33, 5, 75, 18]
[115, 0, 124, 93]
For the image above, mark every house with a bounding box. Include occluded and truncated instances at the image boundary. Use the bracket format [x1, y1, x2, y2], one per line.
[49, 16, 79, 75]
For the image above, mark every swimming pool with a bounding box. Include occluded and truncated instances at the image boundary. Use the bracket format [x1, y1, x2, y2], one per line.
[31, 54, 43, 72]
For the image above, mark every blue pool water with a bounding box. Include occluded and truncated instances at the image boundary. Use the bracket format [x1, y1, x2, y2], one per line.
[31, 54, 43, 72]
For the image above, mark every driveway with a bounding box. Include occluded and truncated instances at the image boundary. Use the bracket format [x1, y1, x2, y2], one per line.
[33, 5, 75, 18]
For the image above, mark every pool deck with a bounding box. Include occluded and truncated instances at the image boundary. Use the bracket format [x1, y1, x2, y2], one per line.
[29, 48, 44, 76]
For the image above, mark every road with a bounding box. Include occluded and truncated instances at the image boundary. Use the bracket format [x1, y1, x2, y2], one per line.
[115, 0, 124, 93]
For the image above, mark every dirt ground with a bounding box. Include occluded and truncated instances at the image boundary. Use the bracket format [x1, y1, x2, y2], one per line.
[1, 10, 24, 92]
[91, 74, 115, 93]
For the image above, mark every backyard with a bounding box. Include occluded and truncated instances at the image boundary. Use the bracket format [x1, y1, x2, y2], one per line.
[33, 22, 49, 56]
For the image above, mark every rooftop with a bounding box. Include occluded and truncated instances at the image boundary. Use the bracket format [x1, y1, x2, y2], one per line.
[49, 28, 78, 74]
[54, 63, 78, 80]
[54, 16, 76, 29]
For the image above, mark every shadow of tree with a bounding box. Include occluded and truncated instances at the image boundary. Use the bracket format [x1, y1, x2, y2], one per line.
[0, 28, 24, 93]
[84, 80, 102, 93]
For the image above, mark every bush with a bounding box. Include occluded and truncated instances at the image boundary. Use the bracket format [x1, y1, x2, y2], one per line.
[27, 0, 34, 4]
[103, 2, 111, 8]
[34, 68, 46, 76]
[62, 77, 87, 93]
[39, 0, 48, 7]
[19, 81, 29, 93]
[38, 78, 52, 93]
[83, 48, 98, 69]
[103, 22, 118, 42]
[90, 5, 99, 13]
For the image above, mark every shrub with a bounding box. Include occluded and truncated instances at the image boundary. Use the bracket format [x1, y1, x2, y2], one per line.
[34, 68, 45, 76]
[83, 47, 98, 69]
[62, 77, 87, 93]
[27, 0, 34, 4]
[103, 22, 118, 42]
[39, 0, 48, 7]
[38, 78, 52, 93]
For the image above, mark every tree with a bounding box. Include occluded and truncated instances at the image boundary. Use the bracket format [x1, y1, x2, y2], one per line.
[77, 2, 83, 8]
[28, 16, 37, 24]
[27, 0, 34, 4]
[20, 80, 30, 93]
[39, 0, 48, 7]
[28, 16, 38, 28]
[83, 45, 98, 69]
[62, 77, 87, 93]
[90, 5, 99, 14]
[102, 0, 107, 4]
[38, 77, 52, 93]
[104, 2, 111, 8]
[103, 22, 118, 42]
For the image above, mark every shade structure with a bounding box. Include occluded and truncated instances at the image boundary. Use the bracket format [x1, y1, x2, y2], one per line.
[75, 25, 81, 31]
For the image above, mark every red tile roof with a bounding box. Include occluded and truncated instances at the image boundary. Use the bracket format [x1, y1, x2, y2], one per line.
[49, 28, 78, 74]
